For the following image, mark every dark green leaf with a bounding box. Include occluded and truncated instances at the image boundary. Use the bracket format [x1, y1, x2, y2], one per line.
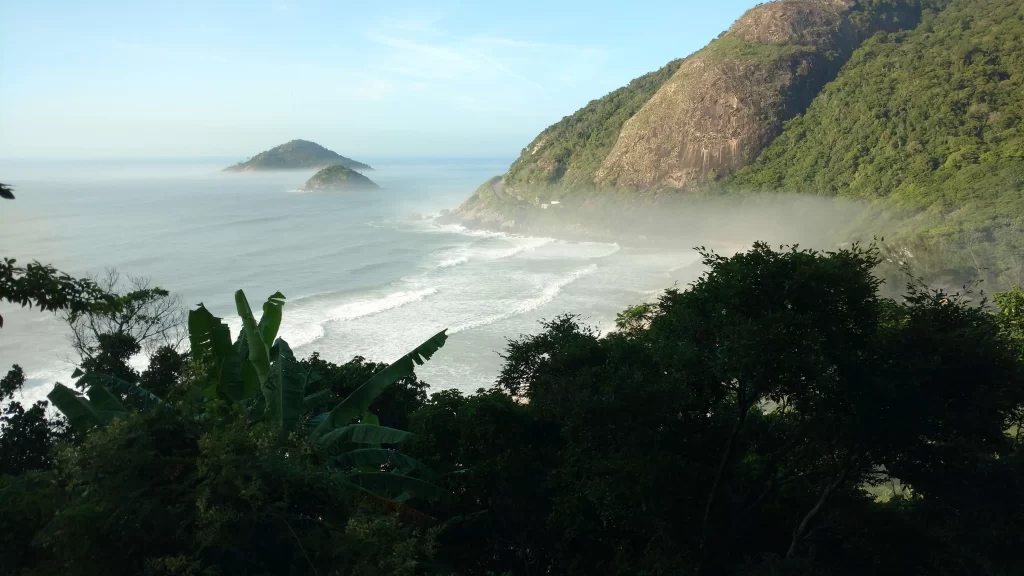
[344, 471, 447, 503]
[235, 290, 270, 385]
[317, 424, 414, 454]
[78, 372, 164, 411]
[259, 291, 286, 345]
[309, 329, 447, 440]
[47, 383, 104, 430]
[337, 449, 439, 480]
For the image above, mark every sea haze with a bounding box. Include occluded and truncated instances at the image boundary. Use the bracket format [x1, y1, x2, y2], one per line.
[0, 157, 704, 403]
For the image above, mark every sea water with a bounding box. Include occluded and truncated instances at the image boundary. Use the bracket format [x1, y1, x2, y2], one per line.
[0, 157, 705, 403]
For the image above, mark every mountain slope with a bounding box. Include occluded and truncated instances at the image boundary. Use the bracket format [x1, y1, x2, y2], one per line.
[459, 0, 929, 222]
[224, 140, 371, 172]
[730, 0, 1024, 282]
[502, 59, 683, 189]
[597, 0, 923, 189]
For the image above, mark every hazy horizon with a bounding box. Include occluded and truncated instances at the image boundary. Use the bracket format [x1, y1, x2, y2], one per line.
[1, 0, 762, 159]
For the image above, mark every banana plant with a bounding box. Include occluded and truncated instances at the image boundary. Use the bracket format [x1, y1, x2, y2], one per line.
[50, 289, 450, 508]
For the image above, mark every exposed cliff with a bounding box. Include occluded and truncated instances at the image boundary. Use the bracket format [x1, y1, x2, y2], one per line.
[501, 59, 683, 189]
[596, 0, 922, 189]
[459, 0, 927, 225]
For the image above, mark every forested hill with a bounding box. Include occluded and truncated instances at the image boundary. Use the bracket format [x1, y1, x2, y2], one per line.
[730, 0, 1024, 285]
[500, 59, 683, 189]
[463, 0, 931, 203]
[224, 139, 372, 172]
[456, 0, 1024, 287]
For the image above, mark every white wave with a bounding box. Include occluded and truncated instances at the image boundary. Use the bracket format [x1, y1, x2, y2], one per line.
[417, 220, 557, 245]
[281, 287, 441, 350]
[450, 265, 598, 334]
[280, 323, 327, 351]
[491, 237, 556, 259]
[428, 236, 554, 271]
[424, 222, 509, 238]
[438, 255, 470, 268]
[328, 287, 439, 322]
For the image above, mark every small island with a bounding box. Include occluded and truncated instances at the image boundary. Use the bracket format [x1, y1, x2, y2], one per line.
[301, 165, 379, 191]
[224, 139, 372, 172]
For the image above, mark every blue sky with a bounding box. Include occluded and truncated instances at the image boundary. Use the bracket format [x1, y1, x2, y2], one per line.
[1, 0, 759, 159]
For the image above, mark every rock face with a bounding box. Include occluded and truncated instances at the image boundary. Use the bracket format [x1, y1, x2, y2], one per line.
[225, 140, 372, 172]
[595, 0, 920, 189]
[463, 0, 925, 207]
[300, 165, 379, 191]
[500, 59, 684, 189]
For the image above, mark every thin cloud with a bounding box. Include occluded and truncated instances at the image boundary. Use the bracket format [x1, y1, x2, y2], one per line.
[362, 26, 598, 94]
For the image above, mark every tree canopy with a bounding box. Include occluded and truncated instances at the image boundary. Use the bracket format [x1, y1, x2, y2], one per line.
[2, 243, 1023, 575]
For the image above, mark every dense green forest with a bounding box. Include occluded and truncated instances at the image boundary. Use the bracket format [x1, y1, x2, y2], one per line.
[3, 237, 1024, 575]
[224, 140, 372, 172]
[730, 0, 1024, 287]
[459, 0, 1024, 291]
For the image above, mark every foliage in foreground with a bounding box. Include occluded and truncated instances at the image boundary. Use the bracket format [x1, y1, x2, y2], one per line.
[2, 242, 1024, 575]
[410, 242, 1024, 576]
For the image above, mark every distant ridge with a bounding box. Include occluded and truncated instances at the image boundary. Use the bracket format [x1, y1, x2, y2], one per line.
[224, 139, 372, 172]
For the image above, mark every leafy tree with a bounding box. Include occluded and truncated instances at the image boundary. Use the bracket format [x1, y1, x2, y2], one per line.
[0, 365, 70, 476]
[412, 241, 1024, 576]
[138, 345, 187, 400]
[0, 258, 111, 329]
[52, 289, 449, 505]
[301, 353, 429, 430]
[18, 409, 437, 576]
[613, 302, 657, 335]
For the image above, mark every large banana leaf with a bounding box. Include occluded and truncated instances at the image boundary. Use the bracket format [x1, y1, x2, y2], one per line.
[309, 330, 448, 440]
[188, 304, 255, 401]
[259, 291, 285, 346]
[77, 372, 164, 410]
[301, 388, 334, 411]
[85, 383, 126, 413]
[265, 338, 316, 432]
[47, 383, 116, 430]
[235, 290, 271, 387]
[188, 304, 233, 369]
[345, 471, 447, 503]
[220, 329, 254, 401]
[337, 449, 439, 480]
[317, 424, 414, 454]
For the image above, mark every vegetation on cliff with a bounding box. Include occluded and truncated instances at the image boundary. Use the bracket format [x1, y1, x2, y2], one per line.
[501, 59, 683, 189]
[460, 0, 1023, 288]
[597, 0, 927, 189]
[301, 164, 380, 191]
[483, 0, 932, 200]
[731, 0, 1024, 285]
[224, 139, 372, 172]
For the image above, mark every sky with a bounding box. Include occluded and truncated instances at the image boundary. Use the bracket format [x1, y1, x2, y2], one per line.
[0, 0, 759, 159]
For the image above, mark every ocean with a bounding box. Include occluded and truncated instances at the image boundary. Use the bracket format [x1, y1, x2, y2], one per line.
[0, 157, 705, 404]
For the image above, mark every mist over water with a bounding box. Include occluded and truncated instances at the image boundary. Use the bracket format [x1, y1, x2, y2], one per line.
[0, 158, 713, 403]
